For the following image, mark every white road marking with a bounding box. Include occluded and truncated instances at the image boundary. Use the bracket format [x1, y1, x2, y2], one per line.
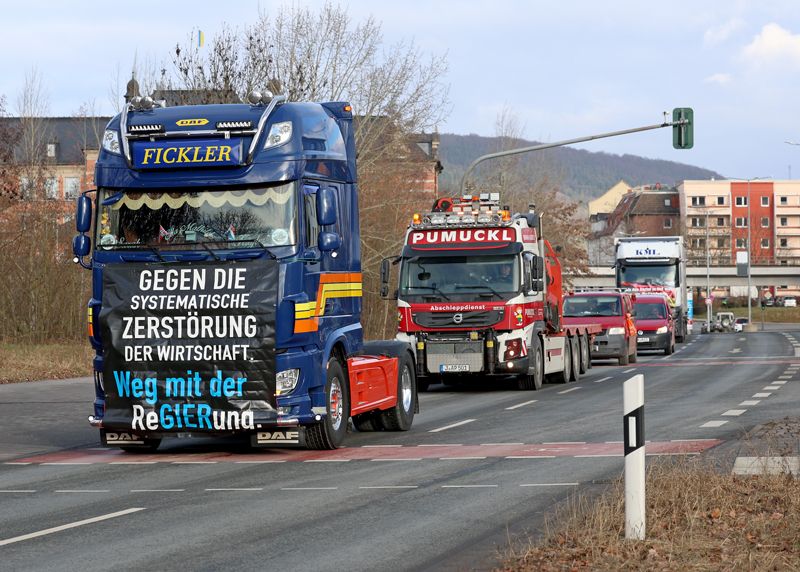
[670, 438, 720, 442]
[557, 387, 581, 394]
[543, 441, 586, 445]
[594, 377, 612, 383]
[418, 443, 463, 447]
[441, 484, 498, 488]
[55, 490, 109, 493]
[429, 419, 476, 433]
[439, 456, 487, 460]
[505, 455, 556, 459]
[623, 368, 636, 373]
[361, 444, 403, 448]
[0, 490, 36, 493]
[130, 489, 185, 492]
[172, 461, 217, 464]
[370, 458, 423, 462]
[795, 348, 800, 357]
[739, 337, 746, 341]
[739, 400, 761, 406]
[304, 459, 350, 463]
[778, 375, 792, 379]
[42, 462, 91, 466]
[505, 399, 538, 410]
[481, 442, 524, 446]
[205, 488, 263, 492]
[281, 487, 338, 491]
[722, 409, 746, 416]
[110, 461, 157, 465]
[753, 392, 772, 398]
[520, 483, 578, 487]
[234, 460, 286, 464]
[0, 507, 145, 547]
[605, 440, 624, 444]
[575, 454, 623, 457]
[3, 462, 31, 466]
[729, 348, 742, 354]
[700, 420, 728, 428]
[359, 485, 418, 489]
[764, 386, 781, 390]
[773, 381, 788, 385]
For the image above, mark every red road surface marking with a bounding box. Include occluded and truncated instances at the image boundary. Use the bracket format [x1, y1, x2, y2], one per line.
[9, 440, 721, 464]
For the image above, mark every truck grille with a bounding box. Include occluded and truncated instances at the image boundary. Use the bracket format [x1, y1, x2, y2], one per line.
[413, 310, 504, 329]
[426, 340, 485, 373]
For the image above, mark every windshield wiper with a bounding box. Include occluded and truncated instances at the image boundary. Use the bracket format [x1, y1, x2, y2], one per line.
[251, 239, 277, 260]
[455, 284, 502, 298]
[406, 285, 450, 300]
[146, 245, 167, 262]
[199, 242, 221, 261]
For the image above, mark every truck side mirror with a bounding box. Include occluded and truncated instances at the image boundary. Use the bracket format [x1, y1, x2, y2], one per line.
[76, 194, 92, 233]
[318, 231, 341, 252]
[531, 279, 544, 292]
[73, 234, 91, 257]
[317, 187, 337, 226]
[532, 256, 544, 279]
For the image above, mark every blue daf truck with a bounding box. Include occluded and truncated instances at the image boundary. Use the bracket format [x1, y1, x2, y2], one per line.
[72, 92, 416, 451]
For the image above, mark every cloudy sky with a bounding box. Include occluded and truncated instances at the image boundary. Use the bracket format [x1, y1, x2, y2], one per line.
[1, 0, 798, 178]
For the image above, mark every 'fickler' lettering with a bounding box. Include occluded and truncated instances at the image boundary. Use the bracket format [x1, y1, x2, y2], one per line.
[410, 228, 514, 245]
[141, 144, 233, 165]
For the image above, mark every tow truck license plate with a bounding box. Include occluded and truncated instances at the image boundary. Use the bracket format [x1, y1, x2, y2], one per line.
[637, 337, 650, 343]
[441, 364, 469, 372]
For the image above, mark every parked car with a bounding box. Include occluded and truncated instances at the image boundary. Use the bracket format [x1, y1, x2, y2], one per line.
[734, 317, 749, 332]
[784, 296, 797, 307]
[563, 291, 638, 365]
[633, 294, 675, 355]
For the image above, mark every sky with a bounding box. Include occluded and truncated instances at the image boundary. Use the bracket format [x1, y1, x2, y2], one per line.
[1, 0, 799, 179]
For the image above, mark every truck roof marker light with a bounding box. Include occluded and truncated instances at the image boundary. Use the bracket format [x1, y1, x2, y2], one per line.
[412, 213, 421, 225]
[343, 104, 352, 112]
[501, 210, 511, 222]
[87, 307, 94, 338]
[247, 91, 263, 105]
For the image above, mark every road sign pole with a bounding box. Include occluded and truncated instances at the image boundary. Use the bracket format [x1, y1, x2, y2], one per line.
[623, 374, 645, 540]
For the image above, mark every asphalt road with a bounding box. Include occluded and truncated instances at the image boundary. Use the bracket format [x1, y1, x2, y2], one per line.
[2, 330, 799, 571]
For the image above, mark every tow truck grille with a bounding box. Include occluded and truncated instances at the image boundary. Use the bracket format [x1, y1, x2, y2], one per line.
[413, 310, 503, 329]
[426, 340, 484, 373]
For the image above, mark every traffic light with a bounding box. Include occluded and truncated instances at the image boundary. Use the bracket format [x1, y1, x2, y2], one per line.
[672, 107, 693, 149]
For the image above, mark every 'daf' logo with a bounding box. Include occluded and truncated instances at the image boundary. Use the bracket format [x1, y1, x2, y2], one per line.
[176, 118, 209, 126]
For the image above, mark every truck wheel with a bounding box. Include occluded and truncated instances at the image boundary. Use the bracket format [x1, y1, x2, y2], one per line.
[306, 358, 350, 449]
[381, 353, 416, 431]
[555, 338, 572, 383]
[578, 333, 589, 374]
[518, 336, 543, 390]
[353, 413, 380, 432]
[120, 438, 161, 453]
[569, 336, 581, 382]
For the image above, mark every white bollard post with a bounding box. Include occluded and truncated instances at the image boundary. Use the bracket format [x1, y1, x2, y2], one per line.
[623, 374, 645, 540]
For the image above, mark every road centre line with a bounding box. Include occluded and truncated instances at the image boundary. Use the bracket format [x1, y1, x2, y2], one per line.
[110, 461, 157, 465]
[55, 490, 109, 493]
[722, 409, 746, 416]
[740, 400, 761, 406]
[418, 443, 462, 447]
[371, 458, 423, 462]
[429, 419, 476, 433]
[439, 456, 487, 460]
[505, 399, 538, 410]
[520, 483, 578, 487]
[506, 455, 556, 459]
[206, 488, 263, 492]
[172, 461, 217, 464]
[3, 462, 31, 465]
[359, 485, 418, 489]
[671, 438, 720, 442]
[753, 393, 772, 398]
[304, 459, 350, 463]
[482, 442, 524, 446]
[442, 484, 497, 488]
[42, 462, 91, 466]
[361, 444, 403, 448]
[234, 460, 286, 464]
[543, 441, 586, 445]
[594, 376, 612, 383]
[623, 368, 636, 373]
[0, 507, 145, 547]
[130, 489, 185, 492]
[557, 387, 581, 394]
[0, 490, 36, 493]
[575, 454, 622, 458]
[281, 487, 338, 491]
[700, 420, 728, 428]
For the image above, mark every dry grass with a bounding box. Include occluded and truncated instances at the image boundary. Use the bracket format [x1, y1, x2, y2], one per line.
[0, 341, 93, 383]
[500, 456, 800, 571]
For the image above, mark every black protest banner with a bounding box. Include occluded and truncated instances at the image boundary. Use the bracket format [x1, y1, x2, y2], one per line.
[99, 259, 278, 432]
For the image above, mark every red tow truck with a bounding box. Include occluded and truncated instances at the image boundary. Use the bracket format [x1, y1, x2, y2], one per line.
[382, 194, 601, 391]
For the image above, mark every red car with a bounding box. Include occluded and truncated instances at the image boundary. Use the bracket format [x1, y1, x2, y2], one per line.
[563, 291, 637, 365]
[633, 294, 675, 355]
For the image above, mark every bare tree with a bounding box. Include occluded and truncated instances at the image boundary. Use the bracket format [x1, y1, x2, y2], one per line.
[0, 96, 22, 202]
[15, 68, 53, 200]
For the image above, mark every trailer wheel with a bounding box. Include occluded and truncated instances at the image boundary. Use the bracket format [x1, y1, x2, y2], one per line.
[120, 438, 161, 453]
[518, 336, 543, 390]
[306, 358, 350, 449]
[569, 336, 581, 382]
[353, 413, 380, 432]
[555, 338, 572, 384]
[381, 353, 416, 431]
[578, 333, 589, 374]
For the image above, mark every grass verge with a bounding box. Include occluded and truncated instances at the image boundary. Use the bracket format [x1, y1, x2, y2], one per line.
[0, 341, 93, 383]
[693, 306, 800, 323]
[500, 456, 800, 571]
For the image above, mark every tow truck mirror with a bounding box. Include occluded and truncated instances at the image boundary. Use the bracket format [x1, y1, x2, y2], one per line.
[76, 194, 92, 233]
[72, 233, 90, 257]
[317, 187, 337, 226]
[531, 279, 544, 292]
[318, 231, 341, 252]
[532, 256, 544, 279]
[380, 258, 391, 298]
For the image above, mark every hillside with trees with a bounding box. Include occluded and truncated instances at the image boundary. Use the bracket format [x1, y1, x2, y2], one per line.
[438, 133, 723, 201]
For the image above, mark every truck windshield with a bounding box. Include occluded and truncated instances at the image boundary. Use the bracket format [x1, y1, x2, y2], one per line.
[617, 263, 678, 287]
[399, 255, 519, 299]
[563, 295, 622, 317]
[96, 183, 296, 250]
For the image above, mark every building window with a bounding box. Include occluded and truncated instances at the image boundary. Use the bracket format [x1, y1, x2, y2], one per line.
[691, 196, 706, 206]
[691, 217, 705, 227]
[780, 260, 788, 265]
[716, 217, 725, 226]
[716, 237, 726, 248]
[761, 238, 770, 249]
[735, 196, 748, 207]
[663, 199, 670, 206]
[716, 196, 725, 206]
[692, 238, 706, 248]
[736, 238, 746, 249]
[64, 177, 80, 199]
[46, 143, 56, 158]
[663, 218, 672, 229]
[780, 196, 788, 205]
[735, 217, 748, 228]
[780, 238, 789, 248]
[761, 196, 769, 207]
[781, 217, 788, 226]
[761, 217, 769, 228]
[44, 177, 58, 199]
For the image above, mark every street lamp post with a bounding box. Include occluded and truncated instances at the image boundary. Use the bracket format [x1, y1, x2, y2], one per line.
[747, 178, 752, 324]
[706, 208, 711, 333]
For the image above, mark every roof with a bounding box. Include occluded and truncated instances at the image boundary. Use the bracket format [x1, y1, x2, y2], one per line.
[629, 190, 679, 216]
[0, 116, 111, 165]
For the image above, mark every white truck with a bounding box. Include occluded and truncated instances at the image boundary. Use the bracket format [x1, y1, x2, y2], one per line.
[614, 236, 690, 342]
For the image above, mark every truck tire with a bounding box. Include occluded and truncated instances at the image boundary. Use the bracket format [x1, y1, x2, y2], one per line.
[518, 336, 543, 390]
[555, 338, 572, 384]
[569, 336, 581, 381]
[120, 438, 161, 453]
[578, 333, 589, 374]
[353, 413, 380, 432]
[381, 353, 416, 431]
[306, 358, 350, 449]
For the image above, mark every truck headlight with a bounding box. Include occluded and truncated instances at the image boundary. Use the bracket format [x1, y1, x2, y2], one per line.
[607, 327, 625, 335]
[102, 129, 121, 154]
[264, 121, 292, 149]
[656, 326, 668, 334]
[276, 369, 300, 395]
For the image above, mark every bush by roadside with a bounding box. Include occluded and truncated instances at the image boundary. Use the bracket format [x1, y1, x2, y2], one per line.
[0, 342, 93, 383]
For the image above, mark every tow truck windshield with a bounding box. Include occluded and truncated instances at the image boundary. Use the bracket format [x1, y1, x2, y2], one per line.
[399, 255, 519, 300]
[617, 263, 678, 287]
[96, 182, 296, 250]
